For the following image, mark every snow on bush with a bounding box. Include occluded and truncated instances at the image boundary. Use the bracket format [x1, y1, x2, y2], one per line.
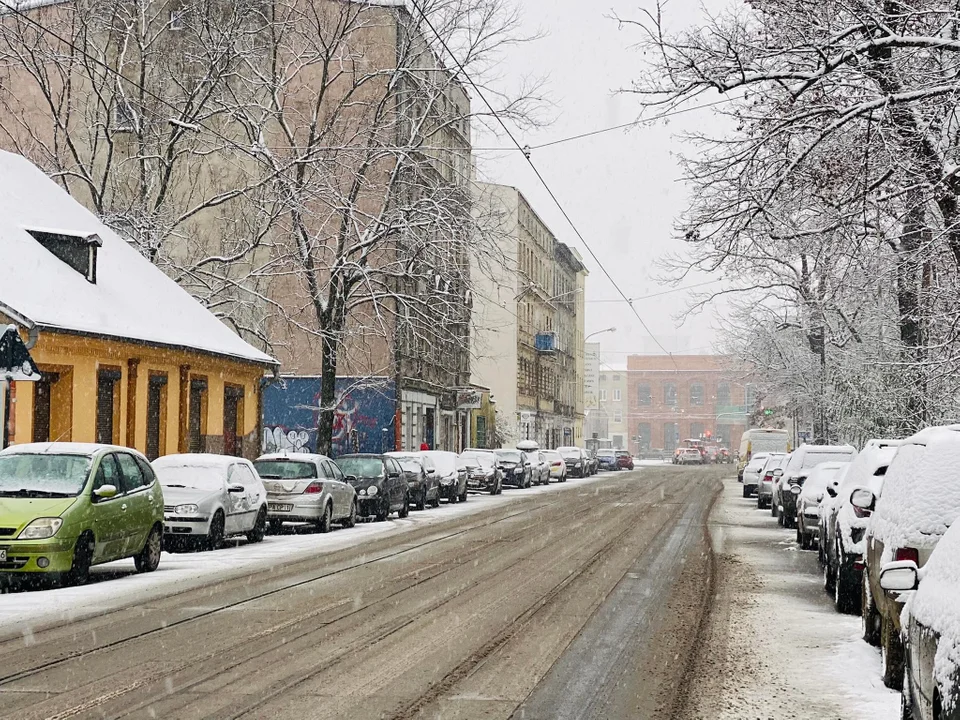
[870, 430, 960, 553]
[904, 522, 960, 711]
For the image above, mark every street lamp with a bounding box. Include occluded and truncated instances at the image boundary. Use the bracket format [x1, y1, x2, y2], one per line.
[585, 326, 616, 342]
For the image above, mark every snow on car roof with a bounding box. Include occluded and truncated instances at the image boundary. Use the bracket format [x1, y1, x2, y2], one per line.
[255, 453, 327, 463]
[0, 151, 276, 366]
[870, 433, 960, 551]
[153, 453, 248, 468]
[0, 441, 121, 457]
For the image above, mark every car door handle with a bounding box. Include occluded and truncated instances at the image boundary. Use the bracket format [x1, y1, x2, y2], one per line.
[121, 504, 128, 511]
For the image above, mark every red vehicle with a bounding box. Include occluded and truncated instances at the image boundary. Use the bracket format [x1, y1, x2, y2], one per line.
[615, 450, 634, 470]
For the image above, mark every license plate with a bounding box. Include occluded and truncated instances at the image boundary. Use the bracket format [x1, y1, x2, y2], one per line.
[269, 503, 294, 512]
[0, 549, 6, 562]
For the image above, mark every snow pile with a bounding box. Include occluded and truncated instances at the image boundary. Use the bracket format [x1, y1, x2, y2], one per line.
[835, 443, 900, 554]
[870, 431, 960, 552]
[905, 522, 960, 711]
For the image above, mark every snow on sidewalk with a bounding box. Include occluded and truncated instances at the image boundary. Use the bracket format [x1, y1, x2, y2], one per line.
[679, 477, 899, 720]
[0, 468, 615, 638]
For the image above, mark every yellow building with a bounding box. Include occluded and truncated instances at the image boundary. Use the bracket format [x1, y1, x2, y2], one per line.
[0, 151, 277, 459]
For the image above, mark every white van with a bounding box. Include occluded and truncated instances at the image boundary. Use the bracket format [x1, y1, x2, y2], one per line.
[738, 428, 791, 480]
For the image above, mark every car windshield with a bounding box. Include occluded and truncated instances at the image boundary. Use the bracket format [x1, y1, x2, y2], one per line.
[253, 460, 317, 480]
[801, 451, 854, 469]
[750, 434, 789, 453]
[462, 453, 494, 468]
[496, 450, 522, 463]
[0, 453, 91, 497]
[154, 464, 226, 491]
[598, 450, 615, 458]
[558, 448, 580, 458]
[423, 452, 458, 474]
[336, 457, 384, 479]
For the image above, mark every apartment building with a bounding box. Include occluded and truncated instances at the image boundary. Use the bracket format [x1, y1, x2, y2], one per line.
[471, 183, 588, 448]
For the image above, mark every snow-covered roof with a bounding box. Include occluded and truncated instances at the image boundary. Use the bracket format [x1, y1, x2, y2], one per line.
[0, 151, 276, 366]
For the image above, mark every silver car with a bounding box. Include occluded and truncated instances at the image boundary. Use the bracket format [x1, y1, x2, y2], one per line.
[153, 454, 269, 550]
[254, 453, 358, 533]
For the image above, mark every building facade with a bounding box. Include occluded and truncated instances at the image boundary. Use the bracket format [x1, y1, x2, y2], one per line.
[626, 354, 751, 454]
[471, 183, 588, 448]
[586, 368, 629, 449]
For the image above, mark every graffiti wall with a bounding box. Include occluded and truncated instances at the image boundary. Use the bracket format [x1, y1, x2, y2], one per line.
[262, 376, 397, 457]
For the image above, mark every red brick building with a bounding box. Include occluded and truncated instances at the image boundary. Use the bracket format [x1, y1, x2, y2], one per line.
[626, 355, 751, 453]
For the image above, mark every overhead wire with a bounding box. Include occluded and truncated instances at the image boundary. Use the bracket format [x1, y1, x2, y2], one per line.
[407, 0, 681, 365]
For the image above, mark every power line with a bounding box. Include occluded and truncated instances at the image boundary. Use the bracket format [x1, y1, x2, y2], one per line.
[407, 0, 678, 366]
[585, 280, 722, 303]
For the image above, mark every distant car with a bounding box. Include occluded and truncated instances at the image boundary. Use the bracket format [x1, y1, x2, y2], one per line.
[596, 449, 618, 471]
[615, 450, 634, 470]
[385, 452, 440, 510]
[775, 444, 857, 529]
[795, 462, 846, 549]
[557, 446, 587, 478]
[519, 449, 549, 485]
[861, 426, 960, 689]
[718, 448, 733, 464]
[496, 448, 530, 487]
[740, 452, 773, 497]
[756, 454, 787, 509]
[0, 443, 164, 585]
[819, 440, 899, 618]
[421, 450, 468, 503]
[882, 520, 960, 720]
[677, 448, 702, 465]
[335, 454, 409, 521]
[253, 453, 358, 533]
[543, 450, 567, 481]
[585, 450, 600, 475]
[155, 454, 269, 549]
[461, 451, 502, 494]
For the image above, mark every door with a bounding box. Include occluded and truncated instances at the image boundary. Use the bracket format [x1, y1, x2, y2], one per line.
[145, 375, 167, 461]
[323, 460, 349, 518]
[223, 386, 244, 457]
[424, 407, 435, 449]
[387, 459, 404, 509]
[225, 464, 251, 534]
[96, 369, 122, 445]
[114, 452, 151, 556]
[89, 453, 129, 563]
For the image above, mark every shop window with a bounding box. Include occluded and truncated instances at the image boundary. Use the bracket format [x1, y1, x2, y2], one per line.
[223, 385, 244, 457]
[146, 374, 168, 461]
[188, 377, 208, 453]
[96, 367, 122, 445]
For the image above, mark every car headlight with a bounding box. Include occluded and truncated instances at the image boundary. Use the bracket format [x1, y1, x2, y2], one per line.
[175, 504, 199, 515]
[514, 468, 523, 474]
[366, 486, 378, 496]
[358, 488, 367, 496]
[18, 517, 63, 540]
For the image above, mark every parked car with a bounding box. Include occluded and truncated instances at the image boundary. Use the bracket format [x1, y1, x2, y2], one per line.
[585, 450, 600, 475]
[676, 448, 703, 465]
[775, 444, 857, 529]
[740, 452, 773, 497]
[596, 449, 618, 471]
[385, 452, 440, 510]
[460, 451, 502, 494]
[861, 426, 960, 689]
[880, 520, 960, 720]
[755, 454, 787, 509]
[795, 461, 846, 550]
[421, 450, 468, 503]
[496, 448, 531, 487]
[0, 443, 164, 585]
[819, 440, 899, 616]
[557, 446, 587, 477]
[615, 450, 634, 470]
[542, 450, 567, 481]
[718, 448, 733, 464]
[335, 454, 409, 521]
[253, 453, 358, 533]
[155, 454, 268, 550]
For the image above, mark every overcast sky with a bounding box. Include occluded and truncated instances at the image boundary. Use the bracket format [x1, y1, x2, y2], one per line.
[471, 0, 729, 369]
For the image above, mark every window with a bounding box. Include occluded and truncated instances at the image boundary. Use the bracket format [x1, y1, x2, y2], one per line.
[93, 454, 121, 494]
[146, 374, 167, 461]
[613, 389, 621, 402]
[169, 9, 187, 29]
[637, 422, 651, 450]
[114, 99, 136, 132]
[663, 382, 677, 407]
[223, 385, 244, 457]
[716, 382, 731, 407]
[27, 230, 100, 283]
[690, 422, 705, 439]
[663, 423, 678, 452]
[690, 383, 705, 406]
[614, 410, 623, 423]
[599, 389, 607, 402]
[188, 377, 208, 453]
[637, 383, 651, 406]
[96, 367, 122, 445]
[599, 374, 607, 382]
[613, 374, 620, 382]
[115, 452, 145, 493]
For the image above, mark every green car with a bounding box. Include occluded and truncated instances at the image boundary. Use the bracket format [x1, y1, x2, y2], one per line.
[0, 443, 164, 585]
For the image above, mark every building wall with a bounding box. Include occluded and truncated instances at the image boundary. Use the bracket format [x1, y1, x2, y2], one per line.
[7, 327, 265, 459]
[626, 354, 750, 453]
[596, 368, 629, 448]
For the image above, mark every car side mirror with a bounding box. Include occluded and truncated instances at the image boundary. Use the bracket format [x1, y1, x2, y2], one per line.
[789, 484, 802, 495]
[389, 471, 401, 479]
[879, 561, 919, 592]
[345, 475, 358, 483]
[93, 484, 118, 499]
[850, 488, 875, 510]
[826, 486, 837, 498]
[227, 484, 245, 493]
[773, 469, 783, 477]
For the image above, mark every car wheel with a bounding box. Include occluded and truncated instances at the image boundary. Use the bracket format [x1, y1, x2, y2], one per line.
[489, 479, 498, 495]
[64, 532, 95, 586]
[835, 560, 860, 614]
[771, 500, 778, 518]
[135, 525, 162, 573]
[376, 497, 389, 521]
[343, 500, 358, 529]
[862, 575, 882, 646]
[823, 555, 836, 593]
[398, 493, 410, 519]
[316, 503, 332, 533]
[206, 511, 225, 551]
[246, 507, 268, 543]
[881, 614, 905, 690]
[496, 478, 503, 494]
[416, 488, 426, 511]
[459, 486, 468, 502]
[431, 493, 441, 508]
[900, 669, 916, 720]
[742, 484, 751, 498]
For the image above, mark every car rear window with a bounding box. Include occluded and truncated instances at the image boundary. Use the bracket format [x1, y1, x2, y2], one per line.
[254, 460, 318, 480]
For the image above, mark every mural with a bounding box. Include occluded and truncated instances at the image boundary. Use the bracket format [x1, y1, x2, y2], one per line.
[262, 377, 397, 456]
